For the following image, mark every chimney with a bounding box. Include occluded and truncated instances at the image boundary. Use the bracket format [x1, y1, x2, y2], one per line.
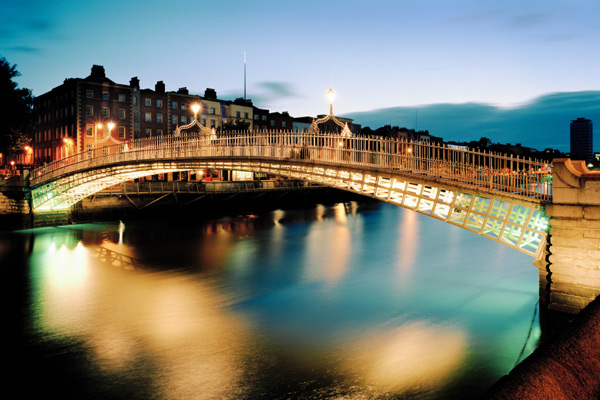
[130, 77, 140, 89]
[155, 81, 165, 93]
[177, 87, 189, 95]
[91, 65, 106, 78]
[204, 88, 217, 100]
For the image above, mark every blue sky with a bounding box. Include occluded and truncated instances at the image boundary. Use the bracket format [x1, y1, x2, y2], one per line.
[1, 0, 599, 150]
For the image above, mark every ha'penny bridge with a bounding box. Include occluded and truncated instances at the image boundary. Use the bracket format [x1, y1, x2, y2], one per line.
[27, 128, 600, 315]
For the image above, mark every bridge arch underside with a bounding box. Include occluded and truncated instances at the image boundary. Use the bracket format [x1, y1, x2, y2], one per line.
[31, 158, 549, 257]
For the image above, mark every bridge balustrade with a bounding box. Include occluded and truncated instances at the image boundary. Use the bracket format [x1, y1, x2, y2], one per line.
[31, 131, 552, 203]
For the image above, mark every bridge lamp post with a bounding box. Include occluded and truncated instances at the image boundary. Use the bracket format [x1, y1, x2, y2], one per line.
[95, 123, 103, 148]
[63, 138, 74, 158]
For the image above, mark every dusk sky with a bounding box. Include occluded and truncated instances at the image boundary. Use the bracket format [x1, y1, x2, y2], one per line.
[1, 0, 599, 150]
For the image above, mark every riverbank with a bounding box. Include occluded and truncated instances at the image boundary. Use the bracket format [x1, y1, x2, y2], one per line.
[483, 296, 600, 399]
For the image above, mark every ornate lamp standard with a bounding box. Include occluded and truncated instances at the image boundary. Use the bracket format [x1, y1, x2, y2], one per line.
[174, 102, 216, 138]
[309, 89, 352, 137]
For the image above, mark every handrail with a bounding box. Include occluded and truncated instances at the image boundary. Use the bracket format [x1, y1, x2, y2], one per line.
[30, 131, 553, 201]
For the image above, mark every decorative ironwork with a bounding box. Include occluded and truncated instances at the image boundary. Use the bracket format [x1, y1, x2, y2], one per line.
[309, 89, 353, 137]
[174, 104, 217, 139]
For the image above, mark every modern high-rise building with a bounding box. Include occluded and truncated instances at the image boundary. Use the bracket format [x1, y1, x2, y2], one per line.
[570, 117, 593, 161]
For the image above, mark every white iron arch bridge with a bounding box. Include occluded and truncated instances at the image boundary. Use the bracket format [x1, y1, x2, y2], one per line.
[30, 131, 552, 258]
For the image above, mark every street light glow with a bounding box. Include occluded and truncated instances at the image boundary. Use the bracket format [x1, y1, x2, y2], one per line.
[191, 103, 201, 115]
[326, 88, 335, 105]
[107, 122, 115, 132]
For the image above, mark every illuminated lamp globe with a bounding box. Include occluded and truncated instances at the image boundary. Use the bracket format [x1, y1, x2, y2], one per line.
[191, 103, 201, 115]
[326, 89, 335, 105]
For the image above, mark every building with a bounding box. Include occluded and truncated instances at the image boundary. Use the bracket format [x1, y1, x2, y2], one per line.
[34, 65, 134, 164]
[570, 117, 593, 161]
[268, 112, 293, 130]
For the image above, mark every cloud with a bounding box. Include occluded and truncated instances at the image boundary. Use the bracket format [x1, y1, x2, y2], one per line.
[342, 91, 600, 152]
[5, 45, 41, 54]
[257, 81, 295, 98]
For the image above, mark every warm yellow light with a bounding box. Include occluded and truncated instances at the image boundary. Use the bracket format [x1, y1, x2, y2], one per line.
[97, 123, 103, 129]
[10, 161, 15, 166]
[407, 147, 413, 153]
[326, 88, 335, 104]
[63, 138, 73, 145]
[24, 146, 31, 151]
[191, 103, 201, 115]
[107, 122, 115, 131]
[338, 141, 344, 147]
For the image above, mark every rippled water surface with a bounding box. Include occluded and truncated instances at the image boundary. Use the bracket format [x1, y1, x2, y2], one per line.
[0, 201, 540, 399]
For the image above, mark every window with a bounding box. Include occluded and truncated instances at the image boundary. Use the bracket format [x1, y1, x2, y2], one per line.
[102, 107, 110, 118]
[86, 105, 93, 117]
[181, 103, 186, 110]
[172, 101, 178, 109]
[210, 120, 216, 128]
[145, 128, 152, 137]
[244, 112, 249, 119]
[103, 92, 109, 100]
[86, 89, 93, 98]
[156, 129, 163, 137]
[134, 112, 140, 122]
[145, 98, 151, 106]
[181, 116, 187, 123]
[118, 108, 126, 120]
[157, 99, 163, 107]
[282, 121, 287, 128]
[118, 126, 125, 139]
[236, 111, 241, 118]
[118, 93, 126, 102]
[156, 113, 163, 123]
[254, 114, 258, 120]
[201, 119, 206, 126]
[270, 120, 274, 127]
[262, 115, 266, 121]
[210, 107, 215, 115]
[172, 115, 177, 125]
[86, 125, 93, 136]
[133, 95, 138, 105]
[145, 112, 151, 122]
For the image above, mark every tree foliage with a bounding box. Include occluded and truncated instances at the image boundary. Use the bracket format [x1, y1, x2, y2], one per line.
[221, 119, 250, 132]
[0, 57, 33, 155]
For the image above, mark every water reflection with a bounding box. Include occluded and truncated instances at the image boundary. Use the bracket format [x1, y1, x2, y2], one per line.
[1, 201, 541, 399]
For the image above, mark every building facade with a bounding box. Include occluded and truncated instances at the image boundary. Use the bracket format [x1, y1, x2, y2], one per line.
[570, 117, 593, 161]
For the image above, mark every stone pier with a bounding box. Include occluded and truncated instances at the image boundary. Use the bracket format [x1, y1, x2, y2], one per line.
[542, 159, 600, 314]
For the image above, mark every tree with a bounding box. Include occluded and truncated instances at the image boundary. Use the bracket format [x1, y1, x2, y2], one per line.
[221, 119, 250, 132]
[0, 57, 33, 156]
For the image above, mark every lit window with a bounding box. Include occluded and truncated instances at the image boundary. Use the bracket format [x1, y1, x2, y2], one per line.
[86, 125, 93, 136]
[145, 112, 151, 122]
[86, 89, 93, 98]
[156, 113, 163, 123]
[118, 126, 125, 139]
[145, 98, 151, 106]
[102, 107, 110, 118]
[157, 99, 163, 107]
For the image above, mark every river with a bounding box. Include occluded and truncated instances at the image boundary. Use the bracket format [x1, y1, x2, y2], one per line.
[0, 200, 540, 399]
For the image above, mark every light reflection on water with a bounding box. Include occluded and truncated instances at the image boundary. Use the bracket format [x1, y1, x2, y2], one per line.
[0, 201, 540, 399]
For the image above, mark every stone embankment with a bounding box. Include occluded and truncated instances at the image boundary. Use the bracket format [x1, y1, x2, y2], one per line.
[0, 175, 31, 230]
[483, 296, 600, 399]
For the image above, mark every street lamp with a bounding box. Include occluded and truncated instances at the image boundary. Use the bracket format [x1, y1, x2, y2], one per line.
[309, 88, 353, 137]
[174, 102, 215, 138]
[95, 123, 103, 148]
[63, 138, 74, 157]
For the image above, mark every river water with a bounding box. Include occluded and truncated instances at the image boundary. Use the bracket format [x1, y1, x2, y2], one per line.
[0, 200, 540, 399]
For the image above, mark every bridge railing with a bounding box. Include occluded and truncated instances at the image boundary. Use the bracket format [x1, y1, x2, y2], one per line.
[31, 131, 552, 201]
